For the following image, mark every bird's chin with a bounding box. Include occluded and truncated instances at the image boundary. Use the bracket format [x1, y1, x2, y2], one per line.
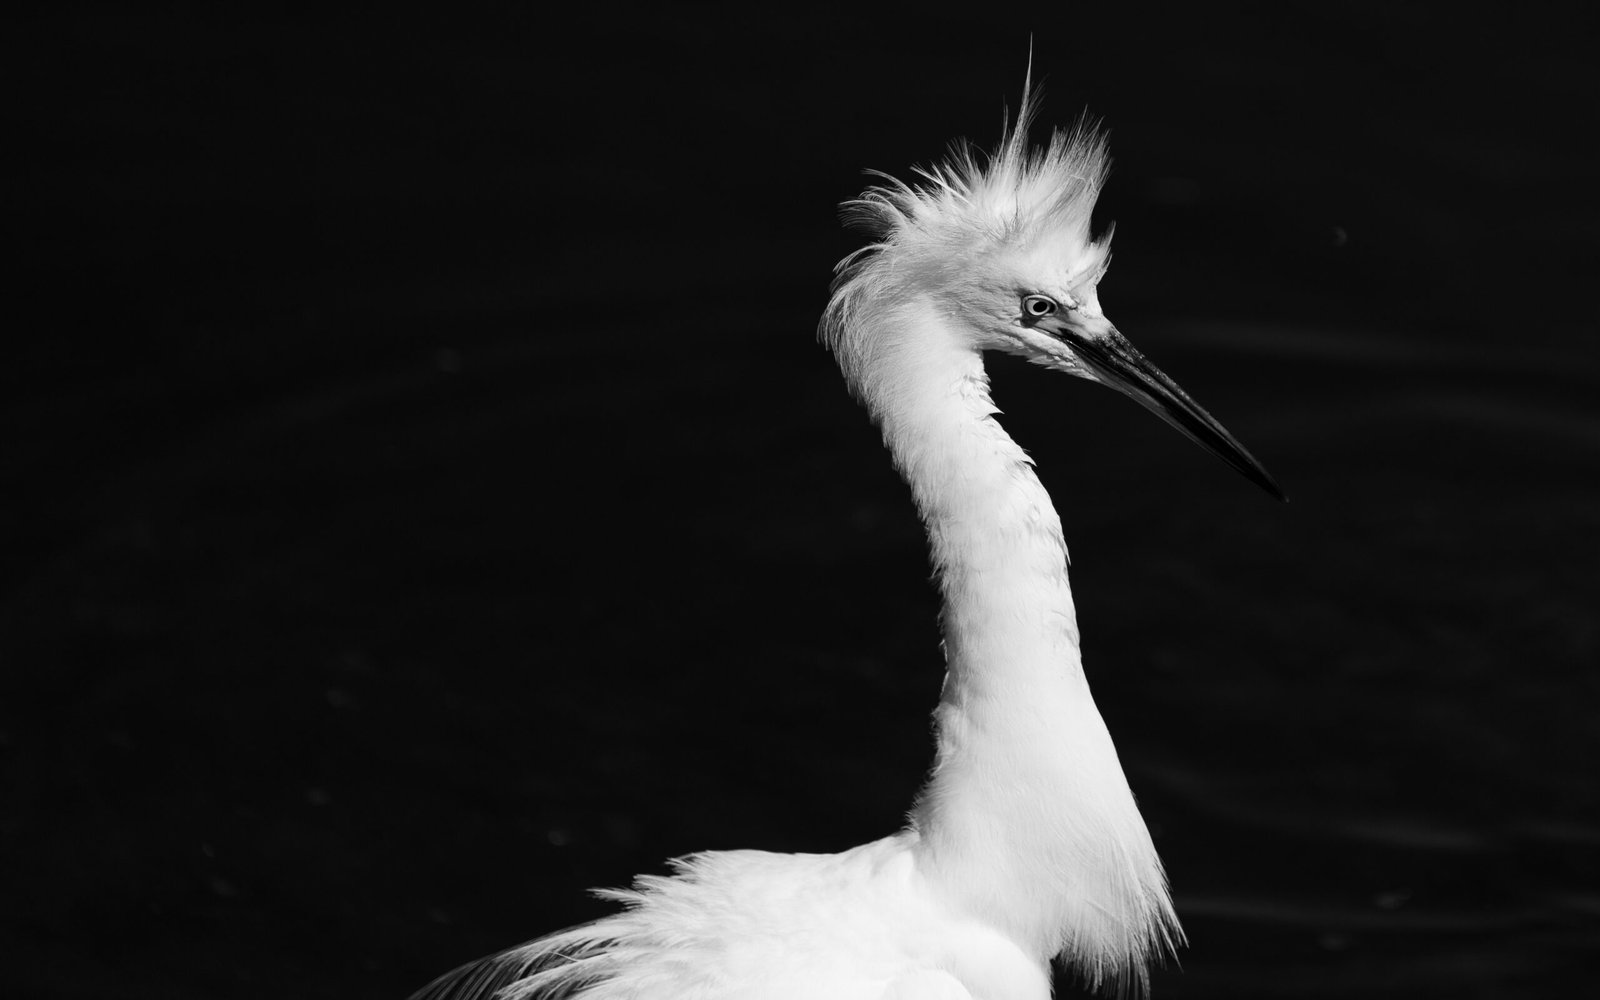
[996, 336, 1090, 378]
[1035, 353, 1096, 380]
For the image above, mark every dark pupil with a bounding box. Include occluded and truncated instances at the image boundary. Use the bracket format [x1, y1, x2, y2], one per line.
[1030, 299, 1049, 315]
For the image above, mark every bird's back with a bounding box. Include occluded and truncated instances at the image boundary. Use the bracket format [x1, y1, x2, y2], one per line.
[412, 832, 1050, 1000]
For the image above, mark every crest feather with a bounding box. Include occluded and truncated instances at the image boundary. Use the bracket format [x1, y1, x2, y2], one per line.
[844, 95, 1107, 250]
[820, 79, 1113, 394]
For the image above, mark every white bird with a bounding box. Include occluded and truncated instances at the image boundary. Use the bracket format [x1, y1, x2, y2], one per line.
[413, 82, 1283, 1000]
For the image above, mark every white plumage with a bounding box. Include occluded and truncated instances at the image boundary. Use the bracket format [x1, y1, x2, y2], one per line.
[414, 79, 1281, 1000]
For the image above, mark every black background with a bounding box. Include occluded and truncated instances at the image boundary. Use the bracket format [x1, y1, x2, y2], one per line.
[3, 3, 1597, 998]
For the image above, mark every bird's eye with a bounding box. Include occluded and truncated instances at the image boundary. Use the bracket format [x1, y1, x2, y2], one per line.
[1022, 295, 1058, 319]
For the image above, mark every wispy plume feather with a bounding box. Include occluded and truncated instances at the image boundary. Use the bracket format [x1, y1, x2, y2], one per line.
[822, 76, 1113, 399]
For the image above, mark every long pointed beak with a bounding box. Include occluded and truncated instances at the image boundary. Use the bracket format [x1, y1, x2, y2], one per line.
[1051, 317, 1287, 501]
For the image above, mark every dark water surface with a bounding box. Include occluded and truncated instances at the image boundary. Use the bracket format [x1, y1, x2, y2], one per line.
[4, 5, 1596, 999]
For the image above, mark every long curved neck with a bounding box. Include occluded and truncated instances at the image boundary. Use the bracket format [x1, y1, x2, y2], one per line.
[852, 299, 1177, 990]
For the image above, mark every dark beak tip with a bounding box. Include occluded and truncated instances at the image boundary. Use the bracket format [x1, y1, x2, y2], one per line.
[1255, 469, 1289, 503]
[1243, 464, 1288, 503]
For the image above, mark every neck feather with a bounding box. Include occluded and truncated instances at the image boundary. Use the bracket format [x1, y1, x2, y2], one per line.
[846, 298, 1180, 992]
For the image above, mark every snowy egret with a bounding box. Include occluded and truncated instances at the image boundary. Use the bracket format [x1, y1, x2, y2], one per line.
[413, 84, 1283, 1000]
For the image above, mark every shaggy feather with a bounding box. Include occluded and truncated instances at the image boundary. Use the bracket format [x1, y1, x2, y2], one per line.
[822, 80, 1112, 410]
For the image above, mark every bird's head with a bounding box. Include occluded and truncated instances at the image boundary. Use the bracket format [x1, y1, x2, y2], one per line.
[824, 95, 1285, 501]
